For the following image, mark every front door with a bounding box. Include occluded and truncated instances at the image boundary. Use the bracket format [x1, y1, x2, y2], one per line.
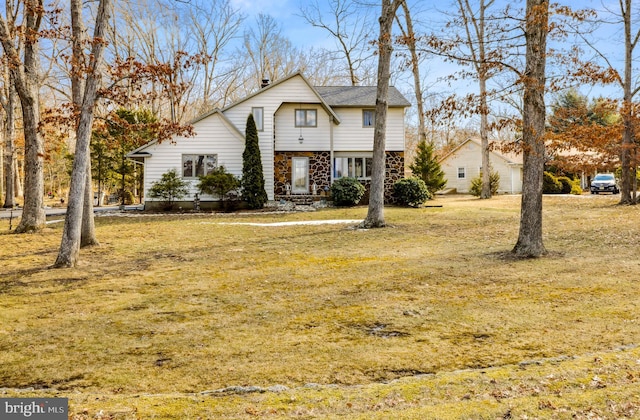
[292, 157, 309, 194]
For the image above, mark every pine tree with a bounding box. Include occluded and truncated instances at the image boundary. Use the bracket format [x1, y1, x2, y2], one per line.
[409, 140, 447, 195]
[241, 114, 268, 209]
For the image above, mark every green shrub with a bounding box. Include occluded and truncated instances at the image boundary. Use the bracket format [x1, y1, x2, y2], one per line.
[543, 172, 562, 194]
[197, 166, 240, 211]
[556, 176, 574, 194]
[393, 177, 432, 207]
[330, 177, 365, 206]
[148, 169, 189, 211]
[469, 170, 500, 197]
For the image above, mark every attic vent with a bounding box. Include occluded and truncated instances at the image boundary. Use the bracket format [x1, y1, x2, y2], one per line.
[261, 78, 270, 88]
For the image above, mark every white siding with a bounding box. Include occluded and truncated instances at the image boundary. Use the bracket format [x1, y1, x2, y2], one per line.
[139, 73, 410, 203]
[222, 76, 323, 199]
[440, 140, 523, 194]
[143, 113, 244, 201]
[331, 107, 405, 151]
[275, 103, 331, 150]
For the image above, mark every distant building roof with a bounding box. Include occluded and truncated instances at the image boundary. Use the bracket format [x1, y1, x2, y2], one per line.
[439, 137, 523, 166]
[315, 86, 411, 108]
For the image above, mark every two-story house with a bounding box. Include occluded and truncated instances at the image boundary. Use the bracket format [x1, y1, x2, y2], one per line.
[128, 71, 411, 209]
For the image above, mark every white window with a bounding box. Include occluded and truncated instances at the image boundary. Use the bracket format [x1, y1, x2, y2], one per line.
[295, 109, 317, 127]
[334, 156, 373, 180]
[182, 154, 217, 178]
[457, 167, 466, 179]
[252, 107, 264, 131]
[363, 109, 375, 127]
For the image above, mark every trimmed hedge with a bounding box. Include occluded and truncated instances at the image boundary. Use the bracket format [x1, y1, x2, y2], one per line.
[330, 177, 365, 206]
[544, 172, 583, 195]
[543, 172, 563, 194]
[393, 177, 432, 207]
[556, 176, 574, 194]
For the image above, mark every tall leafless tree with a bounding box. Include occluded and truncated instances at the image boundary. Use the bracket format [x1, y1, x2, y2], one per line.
[299, 0, 375, 86]
[361, 0, 404, 229]
[457, 0, 495, 199]
[512, 0, 549, 258]
[55, 0, 111, 267]
[187, 0, 244, 113]
[395, 1, 426, 145]
[0, 0, 46, 232]
[242, 14, 306, 89]
[67, 0, 100, 247]
[1, 64, 17, 208]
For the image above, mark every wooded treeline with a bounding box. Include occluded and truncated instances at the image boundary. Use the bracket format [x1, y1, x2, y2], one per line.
[1, 0, 639, 261]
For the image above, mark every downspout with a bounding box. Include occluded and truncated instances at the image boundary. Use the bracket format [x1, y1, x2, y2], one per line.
[511, 166, 514, 194]
[330, 115, 335, 185]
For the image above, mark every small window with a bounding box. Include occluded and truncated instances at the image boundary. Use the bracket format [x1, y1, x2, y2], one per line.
[295, 109, 317, 127]
[363, 110, 375, 127]
[182, 154, 217, 178]
[457, 167, 466, 179]
[252, 107, 264, 131]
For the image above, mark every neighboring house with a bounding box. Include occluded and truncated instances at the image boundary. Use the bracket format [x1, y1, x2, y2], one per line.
[439, 138, 523, 194]
[128, 71, 411, 209]
[546, 147, 616, 190]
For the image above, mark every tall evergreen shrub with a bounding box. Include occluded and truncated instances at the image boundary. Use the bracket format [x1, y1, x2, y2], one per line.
[241, 114, 268, 209]
[409, 140, 447, 194]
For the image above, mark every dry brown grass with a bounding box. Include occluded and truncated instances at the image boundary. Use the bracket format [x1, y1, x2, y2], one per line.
[1, 194, 640, 418]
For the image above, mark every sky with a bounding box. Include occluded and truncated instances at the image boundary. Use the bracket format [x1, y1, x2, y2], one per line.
[229, 0, 360, 50]
[226, 0, 630, 108]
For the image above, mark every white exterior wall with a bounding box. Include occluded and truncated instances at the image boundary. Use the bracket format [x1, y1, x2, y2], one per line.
[138, 74, 410, 204]
[440, 140, 522, 194]
[330, 107, 405, 151]
[275, 103, 331, 150]
[142, 114, 244, 201]
[222, 76, 324, 199]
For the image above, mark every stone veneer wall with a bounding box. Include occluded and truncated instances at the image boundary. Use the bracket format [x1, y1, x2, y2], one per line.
[274, 152, 332, 196]
[273, 151, 404, 204]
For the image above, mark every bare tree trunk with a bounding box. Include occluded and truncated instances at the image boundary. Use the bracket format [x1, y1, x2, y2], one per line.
[69, 0, 99, 247]
[512, 0, 548, 258]
[398, 1, 426, 144]
[14, 156, 23, 199]
[81, 161, 98, 247]
[480, 77, 491, 199]
[456, 0, 494, 199]
[619, 0, 634, 204]
[2, 80, 16, 208]
[0, 0, 46, 232]
[362, 0, 403, 228]
[16, 86, 45, 233]
[55, 0, 111, 267]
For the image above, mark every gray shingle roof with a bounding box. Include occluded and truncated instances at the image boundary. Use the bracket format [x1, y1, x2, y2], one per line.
[314, 86, 411, 108]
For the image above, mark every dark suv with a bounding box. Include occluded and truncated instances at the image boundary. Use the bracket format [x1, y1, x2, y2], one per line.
[590, 173, 619, 194]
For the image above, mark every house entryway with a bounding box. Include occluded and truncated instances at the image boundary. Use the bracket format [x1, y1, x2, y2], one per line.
[292, 157, 309, 194]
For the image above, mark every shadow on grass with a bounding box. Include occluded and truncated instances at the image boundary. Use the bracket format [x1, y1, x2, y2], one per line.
[0, 268, 91, 293]
[486, 249, 566, 261]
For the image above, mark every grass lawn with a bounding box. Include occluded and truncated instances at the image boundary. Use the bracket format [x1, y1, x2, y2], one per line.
[1, 194, 640, 419]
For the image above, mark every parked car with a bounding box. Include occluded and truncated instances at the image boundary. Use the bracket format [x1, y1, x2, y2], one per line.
[590, 173, 619, 194]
